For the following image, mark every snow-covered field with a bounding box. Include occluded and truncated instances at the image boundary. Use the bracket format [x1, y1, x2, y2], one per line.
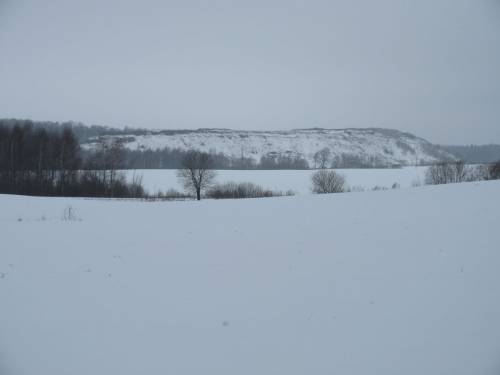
[1, 181, 499, 375]
[126, 166, 428, 195]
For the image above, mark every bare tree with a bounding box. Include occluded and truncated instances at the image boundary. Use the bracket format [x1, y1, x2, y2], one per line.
[177, 151, 217, 200]
[468, 164, 490, 181]
[426, 162, 451, 185]
[425, 160, 469, 185]
[311, 169, 346, 194]
[107, 138, 126, 196]
[451, 160, 467, 183]
[489, 160, 500, 180]
[313, 148, 331, 169]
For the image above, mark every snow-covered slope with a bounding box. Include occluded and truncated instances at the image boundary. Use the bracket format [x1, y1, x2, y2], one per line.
[84, 128, 453, 167]
[1, 181, 499, 375]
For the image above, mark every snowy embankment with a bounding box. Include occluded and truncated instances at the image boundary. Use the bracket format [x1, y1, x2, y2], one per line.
[1, 181, 499, 375]
[125, 166, 428, 195]
[85, 128, 454, 167]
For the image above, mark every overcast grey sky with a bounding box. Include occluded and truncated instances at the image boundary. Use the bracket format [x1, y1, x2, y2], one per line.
[1, 0, 499, 144]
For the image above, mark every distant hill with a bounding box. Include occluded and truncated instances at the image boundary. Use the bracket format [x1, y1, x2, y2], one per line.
[83, 128, 455, 168]
[0, 119, 457, 168]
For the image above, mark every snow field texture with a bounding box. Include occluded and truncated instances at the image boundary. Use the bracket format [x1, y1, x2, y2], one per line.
[1, 180, 499, 374]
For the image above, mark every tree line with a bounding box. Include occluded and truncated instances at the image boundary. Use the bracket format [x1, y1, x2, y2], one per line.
[0, 121, 144, 197]
[109, 147, 309, 170]
[440, 144, 500, 164]
[102, 144, 393, 169]
[425, 160, 500, 185]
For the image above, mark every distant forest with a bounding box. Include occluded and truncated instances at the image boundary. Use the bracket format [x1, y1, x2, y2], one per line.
[440, 145, 500, 164]
[0, 119, 144, 197]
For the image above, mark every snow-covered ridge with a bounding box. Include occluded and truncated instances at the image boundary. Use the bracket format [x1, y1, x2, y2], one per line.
[84, 128, 454, 167]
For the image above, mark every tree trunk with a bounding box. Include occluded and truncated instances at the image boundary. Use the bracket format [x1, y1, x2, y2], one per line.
[196, 188, 201, 200]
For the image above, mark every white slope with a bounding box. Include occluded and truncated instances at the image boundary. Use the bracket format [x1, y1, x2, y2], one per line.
[84, 128, 453, 167]
[1, 181, 499, 375]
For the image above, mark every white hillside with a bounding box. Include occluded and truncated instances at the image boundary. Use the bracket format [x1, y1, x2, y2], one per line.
[84, 128, 453, 167]
[1, 181, 499, 375]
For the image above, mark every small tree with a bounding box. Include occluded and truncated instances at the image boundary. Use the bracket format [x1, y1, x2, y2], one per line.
[177, 151, 216, 200]
[311, 169, 346, 194]
[451, 160, 467, 183]
[468, 164, 490, 181]
[489, 160, 500, 180]
[313, 148, 331, 169]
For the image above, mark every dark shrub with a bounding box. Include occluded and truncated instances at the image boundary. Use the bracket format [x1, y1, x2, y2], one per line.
[207, 182, 293, 199]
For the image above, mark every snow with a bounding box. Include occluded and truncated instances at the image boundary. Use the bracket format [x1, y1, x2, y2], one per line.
[84, 128, 454, 167]
[125, 166, 428, 195]
[1, 181, 500, 375]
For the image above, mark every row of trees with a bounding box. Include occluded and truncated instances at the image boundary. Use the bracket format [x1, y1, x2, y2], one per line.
[0, 123, 144, 197]
[440, 144, 500, 164]
[206, 182, 293, 199]
[118, 147, 309, 170]
[122, 146, 392, 170]
[425, 160, 500, 185]
[0, 118, 146, 144]
[312, 147, 404, 169]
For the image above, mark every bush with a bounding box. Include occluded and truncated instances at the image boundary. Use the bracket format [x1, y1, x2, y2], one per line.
[425, 161, 468, 185]
[76, 170, 145, 198]
[467, 164, 490, 181]
[311, 169, 346, 194]
[489, 160, 500, 180]
[206, 182, 293, 199]
[147, 189, 193, 201]
[425, 160, 492, 185]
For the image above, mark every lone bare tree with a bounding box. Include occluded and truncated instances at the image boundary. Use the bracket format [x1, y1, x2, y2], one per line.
[177, 151, 217, 200]
[311, 169, 346, 194]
